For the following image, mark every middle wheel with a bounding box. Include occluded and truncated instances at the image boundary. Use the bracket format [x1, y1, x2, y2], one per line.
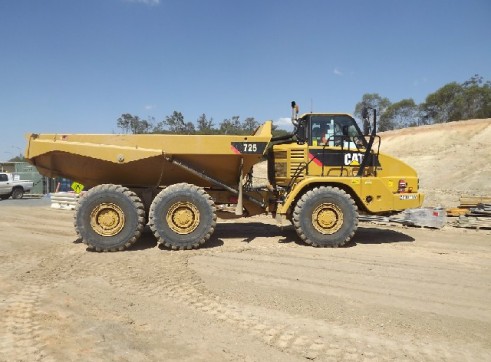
[149, 183, 217, 250]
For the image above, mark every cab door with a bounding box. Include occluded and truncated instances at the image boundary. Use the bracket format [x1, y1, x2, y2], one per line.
[0, 173, 11, 195]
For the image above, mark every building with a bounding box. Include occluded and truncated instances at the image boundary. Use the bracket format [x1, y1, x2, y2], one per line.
[0, 162, 71, 194]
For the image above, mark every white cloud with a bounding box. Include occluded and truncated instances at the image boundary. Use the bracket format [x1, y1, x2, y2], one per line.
[144, 105, 155, 110]
[124, 0, 160, 6]
[333, 67, 343, 76]
[274, 117, 294, 131]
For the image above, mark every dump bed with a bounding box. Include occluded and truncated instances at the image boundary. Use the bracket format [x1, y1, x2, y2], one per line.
[25, 122, 272, 188]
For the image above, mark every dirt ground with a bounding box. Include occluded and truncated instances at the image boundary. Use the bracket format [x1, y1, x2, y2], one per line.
[1, 199, 490, 362]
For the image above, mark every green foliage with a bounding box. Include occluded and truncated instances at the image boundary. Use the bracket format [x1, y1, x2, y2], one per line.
[116, 112, 287, 136]
[379, 99, 419, 131]
[196, 113, 215, 134]
[271, 124, 291, 138]
[420, 82, 463, 123]
[354, 93, 391, 122]
[116, 113, 152, 134]
[117, 75, 491, 137]
[242, 117, 260, 134]
[419, 75, 491, 124]
[355, 75, 491, 131]
[8, 154, 26, 162]
[165, 111, 186, 132]
[219, 116, 243, 135]
[218, 116, 260, 135]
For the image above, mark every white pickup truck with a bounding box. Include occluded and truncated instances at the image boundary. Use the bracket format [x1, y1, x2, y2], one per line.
[0, 172, 34, 200]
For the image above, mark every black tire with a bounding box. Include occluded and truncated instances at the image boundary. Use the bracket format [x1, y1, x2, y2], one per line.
[11, 188, 24, 199]
[74, 184, 146, 252]
[0, 194, 10, 200]
[149, 183, 216, 250]
[293, 186, 358, 247]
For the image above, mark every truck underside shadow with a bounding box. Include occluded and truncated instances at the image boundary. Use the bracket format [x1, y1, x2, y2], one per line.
[347, 226, 415, 246]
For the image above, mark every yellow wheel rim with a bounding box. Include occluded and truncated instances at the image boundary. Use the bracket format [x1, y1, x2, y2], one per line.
[166, 201, 200, 235]
[312, 203, 344, 234]
[90, 203, 125, 237]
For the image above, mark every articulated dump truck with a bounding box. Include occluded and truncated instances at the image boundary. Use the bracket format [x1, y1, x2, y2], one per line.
[25, 104, 424, 252]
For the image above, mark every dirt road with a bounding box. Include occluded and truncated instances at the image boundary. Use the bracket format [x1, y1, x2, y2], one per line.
[1, 200, 490, 361]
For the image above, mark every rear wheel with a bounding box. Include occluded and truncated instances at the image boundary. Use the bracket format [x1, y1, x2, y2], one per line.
[0, 194, 10, 200]
[11, 188, 24, 199]
[293, 186, 358, 247]
[149, 183, 216, 250]
[74, 184, 146, 252]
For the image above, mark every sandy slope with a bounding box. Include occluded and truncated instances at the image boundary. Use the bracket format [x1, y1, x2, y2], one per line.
[379, 119, 491, 207]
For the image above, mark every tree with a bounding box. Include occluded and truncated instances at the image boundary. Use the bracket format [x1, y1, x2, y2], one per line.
[219, 116, 243, 134]
[154, 111, 191, 134]
[379, 98, 419, 131]
[183, 121, 196, 134]
[272, 124, 290, 138]
[241, 117, 259, 134]
[8, 154, 26, 162]
[458, 75, 491, 120]
[420, 82, 462, 123]
[116, 113, 152, 134]
[196, 113, 215, 134]
[420, 75, 491, 123]
[354, 93, 391, 124]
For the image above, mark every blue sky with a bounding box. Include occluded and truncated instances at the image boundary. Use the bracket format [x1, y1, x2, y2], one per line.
[1, 0, 490, 161]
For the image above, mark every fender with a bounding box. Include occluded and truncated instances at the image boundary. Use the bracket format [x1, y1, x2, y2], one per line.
[277, 176, 362, 215]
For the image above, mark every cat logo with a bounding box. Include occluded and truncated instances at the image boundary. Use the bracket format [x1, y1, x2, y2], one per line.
[344, 153, 364, 166]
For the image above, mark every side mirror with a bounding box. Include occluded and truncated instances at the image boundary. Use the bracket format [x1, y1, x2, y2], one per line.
[295, 118, 307, 144]
[361, 107, 377, 136]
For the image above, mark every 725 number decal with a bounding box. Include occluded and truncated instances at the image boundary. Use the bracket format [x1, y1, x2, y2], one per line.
[231, 142, 268, 154]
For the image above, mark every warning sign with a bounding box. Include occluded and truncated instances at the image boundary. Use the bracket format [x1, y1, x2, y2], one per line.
[71, 182, 84, 194]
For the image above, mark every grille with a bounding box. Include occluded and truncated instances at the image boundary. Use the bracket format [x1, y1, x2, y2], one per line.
[289, 149, 306, 177]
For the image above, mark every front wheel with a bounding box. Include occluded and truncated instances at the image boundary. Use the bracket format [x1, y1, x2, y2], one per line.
[149, 183, 216, 250]
[74, 184, 146, 252]
[11, 188, 24, 199]
[293, 186, 358, 247]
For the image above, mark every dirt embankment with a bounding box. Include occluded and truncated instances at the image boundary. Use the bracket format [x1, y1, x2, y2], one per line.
[379, 119, 491, 207]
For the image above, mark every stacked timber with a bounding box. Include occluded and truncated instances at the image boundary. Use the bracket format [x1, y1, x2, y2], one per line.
[453, 202, 491, 230]
[445, 195, 487, 217]
[458, 196, 491, 208]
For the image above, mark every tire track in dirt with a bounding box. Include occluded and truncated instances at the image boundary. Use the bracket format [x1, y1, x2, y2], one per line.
[188, 247, 491, 361]
[59, 243, 450, 361]
[2, 206, 490, 361]
[193, 250, 491, 320]
[0, 284, 53, 362]
[0, 247, 85, 362]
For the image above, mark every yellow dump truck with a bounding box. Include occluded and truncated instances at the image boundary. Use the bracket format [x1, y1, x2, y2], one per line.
[25, 103, 423, 251]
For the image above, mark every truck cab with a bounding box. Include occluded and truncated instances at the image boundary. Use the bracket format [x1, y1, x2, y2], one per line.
[305, 113, 366, 149]
[270, 109, 423, 217]
[0, 172, 33, 200]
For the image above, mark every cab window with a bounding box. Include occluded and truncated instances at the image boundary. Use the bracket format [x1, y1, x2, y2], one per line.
[309, 115, 361, 146]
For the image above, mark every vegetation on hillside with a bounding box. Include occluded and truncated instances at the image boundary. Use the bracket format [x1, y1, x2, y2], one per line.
[6, 154, 26, 162]
[354, 75, 491, 131]
[116, 111, 289, 137]
[116, 75, 491, 135]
